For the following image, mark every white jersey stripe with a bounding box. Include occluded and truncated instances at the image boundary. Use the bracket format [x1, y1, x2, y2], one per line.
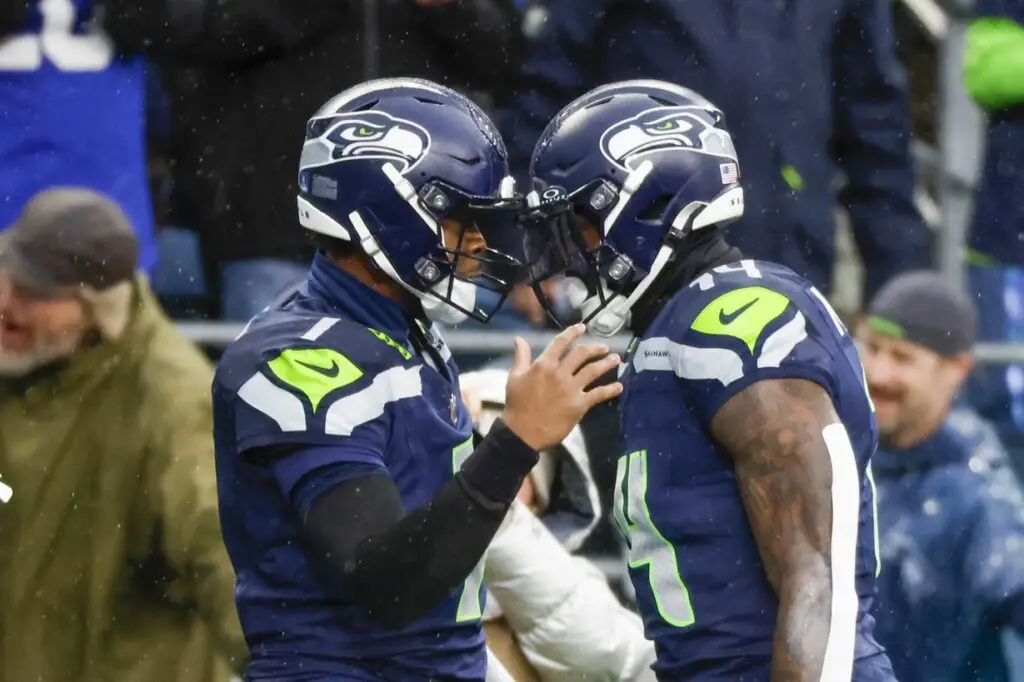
[819, 423, 861, 682]
[324, 365, 423, 436]
[238, 373, 307, 432]
[302, 317, 339, 341]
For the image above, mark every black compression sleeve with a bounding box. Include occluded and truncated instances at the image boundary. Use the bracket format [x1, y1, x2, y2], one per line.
[301, 419, 537, 629]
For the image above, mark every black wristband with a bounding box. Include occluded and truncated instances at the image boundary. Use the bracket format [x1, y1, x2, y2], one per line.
[458, 418, 539, 505]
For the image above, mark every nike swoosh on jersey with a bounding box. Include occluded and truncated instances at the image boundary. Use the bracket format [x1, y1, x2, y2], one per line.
[296, 359, 341, 378]
[718, 297, 759, 325]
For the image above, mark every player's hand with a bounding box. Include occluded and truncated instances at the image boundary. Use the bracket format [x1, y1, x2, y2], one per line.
[501, 323, 623, 451]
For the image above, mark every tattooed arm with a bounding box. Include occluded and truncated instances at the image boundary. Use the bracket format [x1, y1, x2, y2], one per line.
[709, 377, 851, 682]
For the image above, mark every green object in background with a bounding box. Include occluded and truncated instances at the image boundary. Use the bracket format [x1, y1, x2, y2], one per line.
[781, 165, 804, 192]
[867, 315, 905, 339]
[967, 248, 1002, 267]
[964, 17, 1024, 111]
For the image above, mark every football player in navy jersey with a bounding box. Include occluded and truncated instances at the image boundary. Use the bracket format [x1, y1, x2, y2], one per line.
[520, 80, 896, 682]
[211, 77, 622, 682]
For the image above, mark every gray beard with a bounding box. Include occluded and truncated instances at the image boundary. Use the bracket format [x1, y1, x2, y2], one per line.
[0, 337, 79, 378]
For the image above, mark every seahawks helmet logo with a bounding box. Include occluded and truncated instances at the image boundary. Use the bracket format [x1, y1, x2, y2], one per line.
[599, 106, 738, 172]
[300, 110, 432, 174]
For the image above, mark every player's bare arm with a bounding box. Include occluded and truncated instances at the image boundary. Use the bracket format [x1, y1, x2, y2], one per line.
[710, 378, 845, 682]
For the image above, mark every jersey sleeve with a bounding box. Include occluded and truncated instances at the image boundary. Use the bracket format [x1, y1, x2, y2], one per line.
[274, 454, 385, 517]
[663, 279, 842, 428]
[228, 339, 423, 465]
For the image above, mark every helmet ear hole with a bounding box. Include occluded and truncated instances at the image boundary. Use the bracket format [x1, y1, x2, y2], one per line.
[637, 194, 674, 222]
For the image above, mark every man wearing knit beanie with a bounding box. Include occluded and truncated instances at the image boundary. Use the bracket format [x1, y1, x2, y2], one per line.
[0, 187, 139, 376]
[859, 271, 1024, 682]
[0, 187, 246, 682]
[858, 269, 978, 449]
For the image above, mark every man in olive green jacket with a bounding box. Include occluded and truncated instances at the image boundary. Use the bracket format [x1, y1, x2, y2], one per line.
[0, 188, 245, 682]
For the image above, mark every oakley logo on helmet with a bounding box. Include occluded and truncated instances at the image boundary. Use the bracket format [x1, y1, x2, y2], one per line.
[301, 110, 432, 175]
[599, 106, 738, 172]
[540, 186, 568, 203]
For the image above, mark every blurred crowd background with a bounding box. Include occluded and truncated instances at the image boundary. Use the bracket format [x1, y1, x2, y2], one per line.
[5, 0, 1024, 680]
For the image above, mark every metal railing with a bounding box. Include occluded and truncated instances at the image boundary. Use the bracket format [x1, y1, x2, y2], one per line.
[178, 323, 636, 355]
[177, 323, 1024, 365]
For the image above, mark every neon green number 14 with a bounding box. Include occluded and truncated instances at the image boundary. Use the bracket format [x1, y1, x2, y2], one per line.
[613, 450, 696, 627]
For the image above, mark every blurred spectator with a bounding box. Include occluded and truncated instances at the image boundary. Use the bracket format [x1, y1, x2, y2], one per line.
[962, 0, 1024, 472]
[0, 0, 158, 272]
[145, 63, 210, 320]
[893, 2, 939, 146]
[460, 369, 655, 682]
[502, 0, 932, 305]
[0, 188, 245, 681]
[102, 0, 523, 321]
[859, 271, 1024, 682]
[145, 62, 175, 229]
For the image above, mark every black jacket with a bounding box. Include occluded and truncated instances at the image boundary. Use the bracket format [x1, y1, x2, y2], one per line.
[104, 0, 523, 265]
[502, 0, 931, 301]
[0, 0, 25, 37]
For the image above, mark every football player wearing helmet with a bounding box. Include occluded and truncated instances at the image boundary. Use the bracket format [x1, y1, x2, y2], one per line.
[211, 78, 622, 681]
[521, 80, 895, 682]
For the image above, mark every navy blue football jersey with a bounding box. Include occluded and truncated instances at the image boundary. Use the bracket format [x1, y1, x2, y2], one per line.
[212, 293, 486, 680]
[615, 259, 891, 681]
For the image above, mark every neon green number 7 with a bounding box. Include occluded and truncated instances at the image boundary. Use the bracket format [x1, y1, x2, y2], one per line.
[453, 437, 486, 621]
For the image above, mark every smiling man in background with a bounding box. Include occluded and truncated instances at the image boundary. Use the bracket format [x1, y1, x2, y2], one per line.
[861, 271, 1024, 682]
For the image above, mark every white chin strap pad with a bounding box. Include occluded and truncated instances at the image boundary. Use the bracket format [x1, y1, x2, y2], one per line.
[563, 277, 629, 337]
[420, 277, 477, 325]
[583, 296, 630, 337]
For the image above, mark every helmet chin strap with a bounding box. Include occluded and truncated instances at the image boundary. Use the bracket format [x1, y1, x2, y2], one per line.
[420, 279, 476, 325]
[580, 294, 629, 338]
[573, 240, 675, 337]
[347, 209, 475, 325]
[572, 159, 657, 337]
[331, 161, 481, 325]
[570, 196, 708, 337]
[567, 184, 745, 337]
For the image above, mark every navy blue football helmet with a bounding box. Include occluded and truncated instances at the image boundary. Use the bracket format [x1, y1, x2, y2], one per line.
[296, 78, 521, 324]
[522, 80, 745, 336]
